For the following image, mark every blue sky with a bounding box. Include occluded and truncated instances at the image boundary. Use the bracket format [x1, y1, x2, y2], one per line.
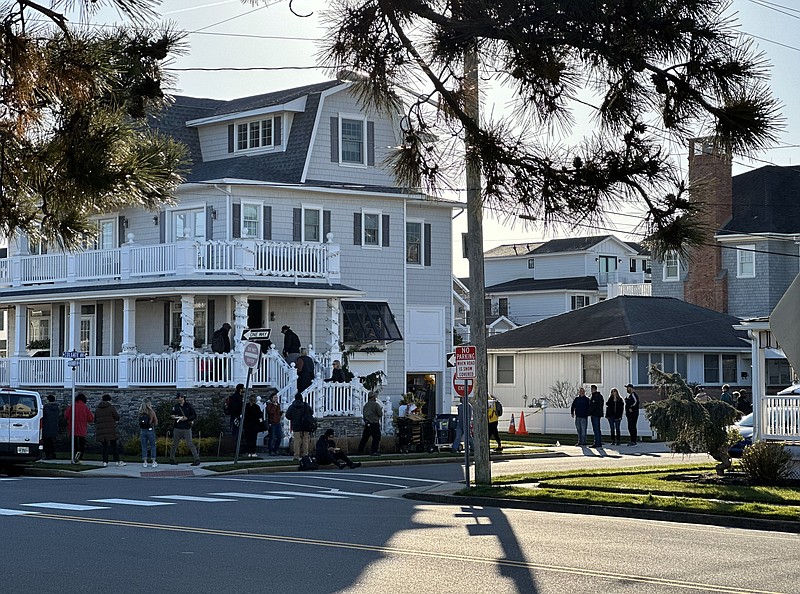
[83, 0, 800, 274]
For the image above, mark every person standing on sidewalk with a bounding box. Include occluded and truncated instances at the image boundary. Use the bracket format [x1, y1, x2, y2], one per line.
[169, 393, 200, 466]
[94, 394, 126, 467]
[64, 393, 93, 464]
[588, 384, 605, 448]
[265, 393, 283, 455]
[227, 383, 244, 439]
[42, 395, 60, 460]
[242, 394, 264, 458]
[451, 396, 473, 453]
[357, 392, 383, 455]
[487, 395, 503, 452]
[605, 388, 624, 446]
[570, 387, 590, 446]
[624, 383, 640, 446]
[285, 392, 314, 461]
[138, 398, 159, 468]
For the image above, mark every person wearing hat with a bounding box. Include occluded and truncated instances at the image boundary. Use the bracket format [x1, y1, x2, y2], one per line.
[315, 429, 361, 469]
[624, 383, 640, 446]
[281, 325, 301, 365]
[211, 322, 232, 354]
[169, 393, 200, 465]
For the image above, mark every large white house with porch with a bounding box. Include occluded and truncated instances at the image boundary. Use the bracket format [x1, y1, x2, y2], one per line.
[0, 78, 459, 423]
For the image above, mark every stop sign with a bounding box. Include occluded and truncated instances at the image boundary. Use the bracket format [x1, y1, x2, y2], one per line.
[242, 341, 261, 368]
[453, 376, 474, 397]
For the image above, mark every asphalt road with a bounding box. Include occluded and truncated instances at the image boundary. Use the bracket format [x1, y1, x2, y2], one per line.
[2, 460, 797, 594]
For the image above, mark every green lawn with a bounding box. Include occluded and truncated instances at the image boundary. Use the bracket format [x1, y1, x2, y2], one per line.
[461, 463, 800, 523]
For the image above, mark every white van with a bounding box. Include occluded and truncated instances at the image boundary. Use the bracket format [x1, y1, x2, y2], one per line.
[0, 388, 43, 476]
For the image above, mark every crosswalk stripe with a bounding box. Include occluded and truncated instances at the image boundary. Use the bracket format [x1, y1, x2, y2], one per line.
[264, 491, 347, 499]
[322, 490, 388, 499]
[209, 492, 292, 500]
[351, 472, 447, 484]
[89, 499, 174, 507]
[22, 503, 109, 511]
[151, 495, 237, 502]
[0, 508, 39, 515]
[298, 475, 409, 488]
[0, 478, 21, 481]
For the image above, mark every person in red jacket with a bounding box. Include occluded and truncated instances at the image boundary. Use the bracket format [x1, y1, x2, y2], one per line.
[65, 393, 94, 464]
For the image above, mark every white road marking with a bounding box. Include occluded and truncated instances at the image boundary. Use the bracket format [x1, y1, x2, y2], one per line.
[22, 502, 110, 511]
[150, 495, 237, 502]
[215, 478, 328, 490]
[349, 472, 447, 484]
[298, 475, 410, 488]
[88, 498, 174, 507]
[323, 490, 388, 499]
[0, 508, 39, 515]
[209, 492, 292, 500]
[0, 478, 21, 481]
[263, 491, 347, 499]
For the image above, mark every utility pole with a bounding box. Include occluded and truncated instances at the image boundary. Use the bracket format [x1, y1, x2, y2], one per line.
[463, 28, 490, 486]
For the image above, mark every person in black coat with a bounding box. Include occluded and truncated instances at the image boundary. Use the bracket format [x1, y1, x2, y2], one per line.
[296, 349, 315, 393]
[624, 383, 640, 446]
[42, 395, 60, 459]
[242, 395, 264, 458]
[315, 429, 361, 469]
[325, 359, 346, 383]
[228, 383, 244, 438]
[281, 325, 301, 364]
[605, 388, 625, 446]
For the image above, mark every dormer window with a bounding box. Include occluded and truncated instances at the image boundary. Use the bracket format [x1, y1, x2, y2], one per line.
[237, 117, 275, 151]
[330, 115, 375, 166]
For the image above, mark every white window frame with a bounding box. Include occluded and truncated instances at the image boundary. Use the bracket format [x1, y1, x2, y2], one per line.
[581, 353, 602, 384]
[496, 355, 515, 384]
[406, 219, 423, 265]
[361, 209, 382, 248]
[527, 258, 535, 269]
[236, 116, 275, 152]
[339, 113, 367, 167]
[170, 299, 207, 349]
[171, 208, 205, 242]
[737, 244, 755, 278]
[301, 204, 324, 243]
[96, 218, 116, 250]
[241, 201, 263, 239]
[663, 251, 680, 281]
[571, 295, 590, 310]
[637, 352, 688, 384]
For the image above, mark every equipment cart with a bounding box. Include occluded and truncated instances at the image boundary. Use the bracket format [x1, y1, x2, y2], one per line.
[397, 416, 435, 453]
[433, 413, 458, 451]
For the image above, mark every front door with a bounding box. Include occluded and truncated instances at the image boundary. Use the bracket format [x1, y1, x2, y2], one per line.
[80, 316, 95, 356]
[247, 300, 264, 331]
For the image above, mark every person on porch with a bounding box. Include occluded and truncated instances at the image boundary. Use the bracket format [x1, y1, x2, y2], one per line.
[281, 325, 301, 364]
[296, 348, 315, 393]
[211, 322, 232, 353]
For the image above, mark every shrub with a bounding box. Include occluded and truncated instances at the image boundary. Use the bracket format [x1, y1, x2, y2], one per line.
[740, 441, 794, 485]
[124, 435, 226, 457]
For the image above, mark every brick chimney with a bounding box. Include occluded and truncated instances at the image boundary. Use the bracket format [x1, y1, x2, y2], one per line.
[684, 137, 732, 313]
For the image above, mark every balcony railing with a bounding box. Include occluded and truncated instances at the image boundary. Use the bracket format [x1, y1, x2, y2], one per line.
[0, 236, 341, 288]
[762, 395, 800, 441]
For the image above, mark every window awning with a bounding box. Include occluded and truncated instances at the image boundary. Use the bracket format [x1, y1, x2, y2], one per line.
[342, 301, 403, 343]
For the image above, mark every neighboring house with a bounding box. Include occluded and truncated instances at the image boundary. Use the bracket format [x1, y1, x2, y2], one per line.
[453, 276, 470, 344]
[485, 296, 752, 408]
[483, 236, 651, 325]
[0, 77, 458, 418]
[651, 138, 800, 387]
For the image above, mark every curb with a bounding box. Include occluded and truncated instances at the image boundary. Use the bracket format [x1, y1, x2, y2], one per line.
[403, 491, 800, 534]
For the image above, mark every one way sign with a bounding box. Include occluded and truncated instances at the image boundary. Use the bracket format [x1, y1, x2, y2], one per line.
[241, 328, 271, 341]
[446, 352, 456, 368]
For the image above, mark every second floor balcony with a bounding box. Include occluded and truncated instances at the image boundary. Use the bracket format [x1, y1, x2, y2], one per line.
[0, 235, 342, 288]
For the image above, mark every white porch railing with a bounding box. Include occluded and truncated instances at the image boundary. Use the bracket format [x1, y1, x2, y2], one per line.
[18, 357, 65, 387]
[128, 354, 177, 386]
[762, 396, 800, 441]
[73, 356, 119, 386]
[0, 236, 341, 287]
[195, 353, 233, 386]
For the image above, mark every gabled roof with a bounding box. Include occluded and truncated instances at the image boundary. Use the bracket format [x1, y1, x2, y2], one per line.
[484, 242, 544, 258]
[722, 165, 800, 235]
[209, 81, 342, 117]
[486, 296, 747, 350]
[530, 235, 612, 254]
[486, 276, 598, 293]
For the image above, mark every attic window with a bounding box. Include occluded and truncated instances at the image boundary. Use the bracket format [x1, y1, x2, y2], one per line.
[342, 301, 403, 343]
[237, 117, 275, 151]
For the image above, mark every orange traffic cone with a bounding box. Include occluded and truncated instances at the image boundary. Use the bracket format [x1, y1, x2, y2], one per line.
[517, 411, 528, 435]
[508, 413, 516, 435]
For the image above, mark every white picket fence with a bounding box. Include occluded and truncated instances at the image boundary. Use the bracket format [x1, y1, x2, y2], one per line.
[489, 407, 654, 438]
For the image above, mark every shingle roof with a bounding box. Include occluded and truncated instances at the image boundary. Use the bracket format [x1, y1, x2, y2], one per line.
[486, 296, 747, 350]
[723, 165, 800, 234]
[486, 276, 598, 293]
[530, 236, 612, 254]
[484, 243, 544, 258]
[210, 80, 342, 117]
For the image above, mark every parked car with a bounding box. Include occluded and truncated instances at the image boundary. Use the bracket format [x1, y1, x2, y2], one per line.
[777, 384, 800, 395]
[0, 388, 43, 476]
[728, 413, 753, 458]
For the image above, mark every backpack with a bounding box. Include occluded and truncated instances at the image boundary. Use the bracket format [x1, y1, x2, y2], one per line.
[139, 413, 151, 430]
[300, 405, 318, 433]
[495, 400, 503, 418]
[298, 455, 318, 471]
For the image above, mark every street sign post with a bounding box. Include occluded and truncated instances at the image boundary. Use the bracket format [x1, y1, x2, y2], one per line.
[235, 341, 263, 464]
[63, 351, 87, 464]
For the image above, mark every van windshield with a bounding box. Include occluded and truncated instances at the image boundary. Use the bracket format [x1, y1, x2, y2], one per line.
[0, 393, 39, 419]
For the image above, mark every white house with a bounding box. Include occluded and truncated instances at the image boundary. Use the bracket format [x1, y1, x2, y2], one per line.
[0, 78, 459, 419]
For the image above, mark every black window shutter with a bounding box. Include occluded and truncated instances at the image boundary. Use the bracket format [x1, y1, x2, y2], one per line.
[367, 121, 375, 166]
[228, 124, 234, 153]
[424, 223, 432, 266]
[353, 213, 362, 246]
[206, 205, 214, 240]
[330, 117, 339, 162]
[57, 305, 65, 355]
[95, 303, 103, 355]
[232, 203, 241, 238]
[163, 302, 171, 345]
[274, 116, 282, 146]
[207, 299, 215, 345]
[382, 214, 390, 247]
[263, 206, 272, 240]
[117, 217, 126, 247]
[293, 208, 302, 241]
[158, 211, 166, 243]
[323, 210, 331, 241]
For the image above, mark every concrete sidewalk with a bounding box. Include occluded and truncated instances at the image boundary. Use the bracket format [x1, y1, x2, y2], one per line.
[24, 440, 677, 478]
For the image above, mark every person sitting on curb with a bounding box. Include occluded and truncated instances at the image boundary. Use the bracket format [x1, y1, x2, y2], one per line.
[315, 429, 361, 469]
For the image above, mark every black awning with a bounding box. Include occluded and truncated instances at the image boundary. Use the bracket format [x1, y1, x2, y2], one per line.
[342, 301, 403, 343]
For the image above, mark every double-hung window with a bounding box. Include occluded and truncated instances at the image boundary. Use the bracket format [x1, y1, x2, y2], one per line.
[241, 202, 262, 239]
[737, 245, 755, 278]
[303, 206, 323, 243]
[362, 211, 381, 247]
[172, 208, 205, 241]
[341, 117, 365, 164]
[406, 221, 422, 264]
[496, 356, 514, 384]
[582, 354, 601, 384]
[96, 218, 116, 250]
[663, 251, 680, 281]
[703, 354, 738, 384]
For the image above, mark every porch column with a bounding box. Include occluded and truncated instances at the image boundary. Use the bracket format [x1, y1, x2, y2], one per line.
[9, 304, 27, 387]
[233, 294, 248, 383]
[66, 300, 79, 390]
[118, 298, 137, 388]
[326, 297, 342, 374]
[750, 329, 767, 442]
[176, 294, 196, 389]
